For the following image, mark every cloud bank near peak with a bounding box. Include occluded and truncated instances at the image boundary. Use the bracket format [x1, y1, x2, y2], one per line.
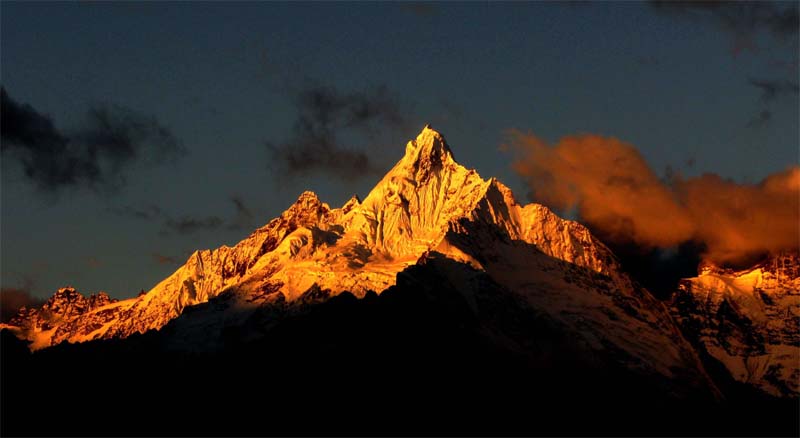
[505, 130, 799, 265]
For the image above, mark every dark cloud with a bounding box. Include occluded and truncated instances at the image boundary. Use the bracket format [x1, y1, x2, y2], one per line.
[651, 1, 799, 55]
[650, 3, 798, 125]
[161, 216, 224, 235]
[230, 195, 253, 219]
[0, 287, 44, 323]
[228, 195, 256, 231]
[110, 202, 219, 235]
[151, 253, 180, 266]
[2, 87, 71, 188]
[747, 77, 800, 102]
[506, 131, 800, 266]
[110, 197, 259, 235]
[1, 87, 185, 193]
[267, 83, 408, 180]
[747, 109, 773, 128]
[744, 78, 797, 127]
[107, 204, 164, 220]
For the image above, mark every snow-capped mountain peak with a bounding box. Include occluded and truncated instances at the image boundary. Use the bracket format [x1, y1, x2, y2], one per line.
[400, 123, 454, 179]
[3, 125, 721, 398]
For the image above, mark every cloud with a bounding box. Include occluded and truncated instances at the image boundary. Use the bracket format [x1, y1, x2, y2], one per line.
[650, 3, 798, 126]
[651, 1, 799, 55]
[505, 131, 800, 265]
[747, 109, 772, 128]
[161, 216, 224, 235]
[745, 76, 798, 128]
[679, 167, 800, 264]
[1, 87, 185, 192]
[747, 77, 800, 128]
[230, 195, 253, 219]
[109, 202, 223, 235]
[110, 196, 257, 235]
[107, 204, 164, 220]
[506, 132, 695, 247]
[0, 287, 44, 323]
[151, 253, 180, 266]
[228, 195, 256, 231]
[267, 83, 408, 180]
[747, 77, 800, 102]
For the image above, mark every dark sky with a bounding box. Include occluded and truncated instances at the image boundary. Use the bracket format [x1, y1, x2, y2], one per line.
[2, 1, 798, 300]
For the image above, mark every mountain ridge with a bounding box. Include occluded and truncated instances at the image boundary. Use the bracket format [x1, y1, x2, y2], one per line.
[5, 125, 795, 401]
[2, 126, 650, 349]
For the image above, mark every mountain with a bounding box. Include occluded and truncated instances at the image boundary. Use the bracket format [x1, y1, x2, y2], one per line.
[4, 126, 799, 436]
[3, 126, 712, 389]
[671, 251, 800, 398]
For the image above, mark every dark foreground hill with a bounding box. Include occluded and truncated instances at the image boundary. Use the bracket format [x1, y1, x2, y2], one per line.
[3, 258, 797, 437]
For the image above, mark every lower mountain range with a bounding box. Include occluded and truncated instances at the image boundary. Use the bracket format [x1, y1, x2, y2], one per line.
[2, 127, 797, 436]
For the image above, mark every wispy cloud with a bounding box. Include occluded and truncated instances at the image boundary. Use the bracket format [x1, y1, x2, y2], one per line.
[748, 77, 799, 102]
[1, 87, 185, 193]
[228, 195, 256, 231]
[745, 77, 798, 127]
[161, 216, 224, 235]
[107, 204, 163, 220]
[230, 195, 253, 219]
[650, 1, 799, 56]
[266, 82, 408, 181]
[109, 195, 261, 235]
[650, 1, 799, 127]
[746, 109, 773, 128]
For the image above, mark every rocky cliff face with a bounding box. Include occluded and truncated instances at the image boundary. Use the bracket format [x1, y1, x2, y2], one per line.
[671, 251, 800, 397]
[2, 125, 718, 396]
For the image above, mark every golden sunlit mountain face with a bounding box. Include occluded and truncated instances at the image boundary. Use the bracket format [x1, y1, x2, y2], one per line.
[2, 127, 627, 349]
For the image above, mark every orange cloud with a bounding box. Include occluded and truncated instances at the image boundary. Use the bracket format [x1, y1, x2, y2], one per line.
[678, 167, 800, 263]
[506, 130, 799, 265]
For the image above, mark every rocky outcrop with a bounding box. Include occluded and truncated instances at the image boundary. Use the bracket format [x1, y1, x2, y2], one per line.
[4, 287, 119, 349]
